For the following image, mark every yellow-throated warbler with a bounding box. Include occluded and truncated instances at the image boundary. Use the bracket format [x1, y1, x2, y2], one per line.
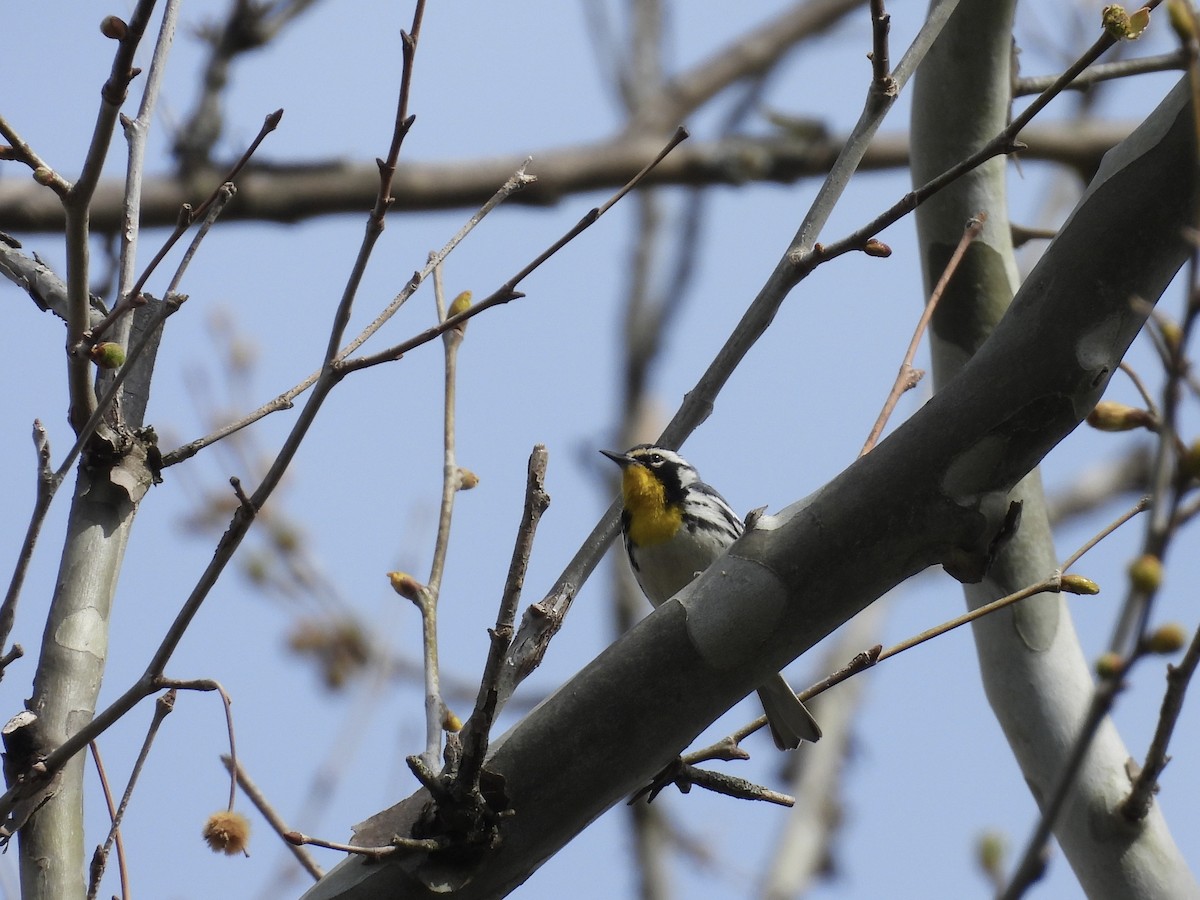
[601, 444, 822, 749]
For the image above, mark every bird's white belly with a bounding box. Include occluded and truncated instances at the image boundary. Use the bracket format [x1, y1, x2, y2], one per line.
[633, 531, 728, 607]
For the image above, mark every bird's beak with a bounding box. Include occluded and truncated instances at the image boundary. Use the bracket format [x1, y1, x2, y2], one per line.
[599, 449, 633, 467]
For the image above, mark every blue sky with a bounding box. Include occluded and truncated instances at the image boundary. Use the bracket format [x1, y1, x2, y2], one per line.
[0, 3, 1196, 899]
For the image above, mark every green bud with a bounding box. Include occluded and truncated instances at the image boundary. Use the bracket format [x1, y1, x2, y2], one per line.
[1096, 651, 1125, 679]
[976, 831, 1006, 878]
[387, 571, 424, 602]
[1061, 574, 1100, 595]
[90, 342, 126, 369]
[1144, 623, 1188, 655]
[1086, 400, 1155, 432]
[1128, 554, 1163, 593]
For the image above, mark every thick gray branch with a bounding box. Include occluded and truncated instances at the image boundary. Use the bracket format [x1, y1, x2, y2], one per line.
[299, 74, 1199, 900]
[0, 123, 1132, 233]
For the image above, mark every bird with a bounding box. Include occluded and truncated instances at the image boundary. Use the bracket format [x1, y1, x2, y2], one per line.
[601, 444, 822, 749]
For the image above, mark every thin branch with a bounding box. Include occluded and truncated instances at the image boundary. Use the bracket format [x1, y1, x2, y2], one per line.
[159, 160, 536, 467]
[1015, 50, 1187, 95]
[627, 0, 865, 132]
[221, 755, 324, 881]
[156, 679, 239, 810]
[62, 0, 161, 432]
[635, 762, 796, 808]
[0, 422, 54, 657]
[860, 212, 984, 456]
[61, 186, 234, 484]
[1121, 619, 1200, 821]
[1118, 360, 1162, 417]
[794, 24, 1128, 277]
[173, 0, 316, 170]
[458, 446, 550, 786]
[87, 742, 130, 900]
[90, 109, 283, 345]
[321, 0, 425, 366]
[869, 0, 894, 94]
[689, 492, 1140, 755]
[338, 129, 688, 377]
[0, 106, 273, 627]
[415, 263, 461, 766]
[87, 691, 175, 900]
[0, 1, 434, 829]
[997, 665, 1131, 900]
[1060, 497, 1149, 571]
[112, 0, 183, 353]
[284, 829, 445, 859]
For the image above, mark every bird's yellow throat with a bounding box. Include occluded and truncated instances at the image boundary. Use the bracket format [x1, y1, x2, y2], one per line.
[621, 465, 682, 546]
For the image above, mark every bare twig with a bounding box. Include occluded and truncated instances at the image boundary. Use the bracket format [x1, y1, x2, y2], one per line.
[688, 490, 1138, 755]
[414, 263, 462, 766]
[634, 762, 796, 808]
[160, 160, 536, 467]
[1015, 50, 1187, 95]
[794, 25, 1129, 277]
[284, 829, 445, 859]
[869, 0, 894, 94]
[997, 665, 1130, 900]
[222, 755, 324, 881]
[174, 0, 317, 170]
[861, 213, 985, 456]
[458, 446, 550, 784]
[0, 0, 432, 831]
[1118, 360, 1161, 417]
[62, 186, 235, 482]
[109, 0, 184, 360]
[1120, 622, 1200, 821]
[62, 0, 161, 432]
[1060, 498, 1149, 571]
[156, 679, 238, 810]
[90, 109, 283, 345]
[87, 742, 130, 900]
[88, 692, 176, 899]
[0, 422, 53, 657]
[336, 128, 690, 377]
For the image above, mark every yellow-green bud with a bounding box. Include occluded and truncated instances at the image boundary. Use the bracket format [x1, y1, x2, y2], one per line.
[387, 571, 423, 602]
[1128, 554, 1163, 593]
[1096, 651, 1125, 679]
[1180, 439, 1200, 480]
[33, 167, 55, 186]
[457, 467, 479, 490]
[976, 831, 1006, 878]
[1103, 4, 1150, 38]
[443, 707, 463, 732]
[1086, 400, 1155, 432]
[90, 342, 126, 369]
[1104, 5, 1131, 37]
[1160, 320, 1184, 353]
[1061, 574, 1100, 595]
[1144, 623, 1188, 655]
[448, 290, 472, 319]
[446, 290, 472, 339]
